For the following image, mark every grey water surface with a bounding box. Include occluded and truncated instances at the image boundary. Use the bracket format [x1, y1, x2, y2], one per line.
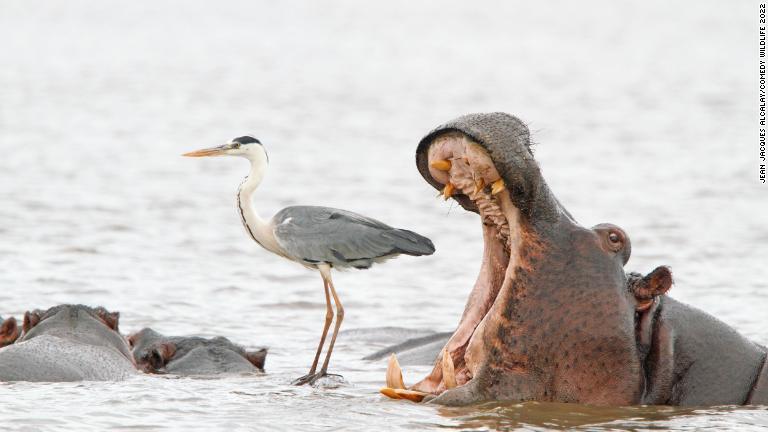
[1, 0, 766, 430]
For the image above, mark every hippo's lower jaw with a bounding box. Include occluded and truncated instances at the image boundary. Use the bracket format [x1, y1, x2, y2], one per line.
[384, 133, 541, 403]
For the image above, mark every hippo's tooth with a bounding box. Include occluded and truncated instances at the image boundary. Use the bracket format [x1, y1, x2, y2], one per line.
[392, 388, 429, 403]
[442, 183, 456, 200]
[430, 159, 452, 171]
[380, 387, 402, 399]
[380, 387, 428, 402]
[474, 177, 485, 194]
[441, 349, 457, 389]
[386, 353, 406, 389]
[491, 179, 505, 195]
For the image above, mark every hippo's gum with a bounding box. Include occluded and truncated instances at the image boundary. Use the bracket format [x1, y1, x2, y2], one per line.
[390, 133, 535, 399]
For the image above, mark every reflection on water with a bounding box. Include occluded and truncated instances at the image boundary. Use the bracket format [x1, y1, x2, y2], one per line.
[0, 0, 765, 430]
[437, 402, 768, 431]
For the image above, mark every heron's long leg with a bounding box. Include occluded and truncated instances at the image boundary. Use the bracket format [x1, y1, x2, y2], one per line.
[318, 265, 344, 374]
[307, 276, 334, 375]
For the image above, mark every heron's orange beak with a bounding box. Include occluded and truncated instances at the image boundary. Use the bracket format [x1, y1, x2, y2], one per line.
[182, 145, 229, 157]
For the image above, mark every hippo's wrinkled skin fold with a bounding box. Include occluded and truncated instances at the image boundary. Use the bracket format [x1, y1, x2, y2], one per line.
[398, 112, 768, 406]
[0, 305, 136, 382]
[0, 315, 20, 348]
[128, 328, 267, 375]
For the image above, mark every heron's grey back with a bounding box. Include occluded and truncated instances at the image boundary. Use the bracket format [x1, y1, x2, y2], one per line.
[272, 206, 434, 269]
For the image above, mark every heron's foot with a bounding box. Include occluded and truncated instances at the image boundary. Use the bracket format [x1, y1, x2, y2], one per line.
[292, 371, 344, 386]
[291, 372, 319, 386]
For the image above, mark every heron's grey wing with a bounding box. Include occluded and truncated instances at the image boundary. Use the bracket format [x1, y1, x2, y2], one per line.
[272, 206, 434, 269]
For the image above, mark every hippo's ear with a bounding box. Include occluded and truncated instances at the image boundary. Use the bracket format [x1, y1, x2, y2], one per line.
[96, 308, 120, 332]
[630, 266, 673, 310]
[127, 332, 139, 348]
[22, 310, 42, 334]
[245, 348, 268, 370]
[0, 317, 20, 347]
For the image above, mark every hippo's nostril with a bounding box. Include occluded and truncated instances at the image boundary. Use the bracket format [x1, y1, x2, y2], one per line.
[148, 350, 165, 371]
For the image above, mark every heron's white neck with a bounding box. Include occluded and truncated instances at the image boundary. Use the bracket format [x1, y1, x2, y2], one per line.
[236, 157, 281, 254]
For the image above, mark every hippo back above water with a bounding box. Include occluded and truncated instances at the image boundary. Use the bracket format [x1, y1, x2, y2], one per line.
[0, 305, 136, 382]
[128, 328, 267, 375]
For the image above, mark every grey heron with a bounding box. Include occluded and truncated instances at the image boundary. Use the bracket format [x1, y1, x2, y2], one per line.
[183, 136, 435, 385]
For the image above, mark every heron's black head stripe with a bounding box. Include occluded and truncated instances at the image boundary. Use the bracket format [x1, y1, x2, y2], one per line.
[233, 136, 261, 145]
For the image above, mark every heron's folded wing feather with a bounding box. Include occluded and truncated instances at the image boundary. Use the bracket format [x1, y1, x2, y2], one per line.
[272, 206, 433, 265]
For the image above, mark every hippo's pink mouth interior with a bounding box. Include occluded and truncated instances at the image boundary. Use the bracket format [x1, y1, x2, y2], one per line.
[391, 132, 532, 399]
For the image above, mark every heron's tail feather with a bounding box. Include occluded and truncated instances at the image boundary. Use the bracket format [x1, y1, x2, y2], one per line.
[384, 229, 435, 256]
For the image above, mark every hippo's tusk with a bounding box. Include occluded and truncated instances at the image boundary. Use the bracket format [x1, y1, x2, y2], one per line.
[491, 179, 505, 195]
[381, 353, 431, 402]
[380, 387, 402, 399]
[386, 353, 406, 389]
[380, 387, 430, 402]
[392, 389, 429, 402]
[441, 350, 457, 389]
[442, 183, 456, 200]
[430, 159, 452, 171]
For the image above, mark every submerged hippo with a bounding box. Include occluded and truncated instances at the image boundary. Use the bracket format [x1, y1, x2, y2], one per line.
[379, 113, 768, 406]
[0, 305, 136, 382]
[0, 315, 20, 347]
[128, 328, 267, 375]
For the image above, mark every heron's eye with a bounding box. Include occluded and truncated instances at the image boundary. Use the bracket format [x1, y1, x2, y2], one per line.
[231, 143, 241, 149]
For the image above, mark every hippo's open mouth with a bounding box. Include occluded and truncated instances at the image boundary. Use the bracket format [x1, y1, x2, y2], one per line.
[383, 113, 699, 407]
[383, 124, 543, 402]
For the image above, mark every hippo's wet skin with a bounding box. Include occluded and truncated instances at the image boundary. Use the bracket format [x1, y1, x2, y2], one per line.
[128, 328, 267, 375]
[0, 305, 136, 382]
[380, 113, 768, 406]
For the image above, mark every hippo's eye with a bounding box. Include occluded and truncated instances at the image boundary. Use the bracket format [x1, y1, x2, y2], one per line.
[593, 223, 630, 262]
[608, 232, 621, 244]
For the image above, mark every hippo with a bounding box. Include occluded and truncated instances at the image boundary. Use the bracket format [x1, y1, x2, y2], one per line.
[378, 113, 768, 406]
[364, 331, 453, 366]
[0, 305, 136, 382]
[0, 315, 20, 347]
[128, 328, 267, 375]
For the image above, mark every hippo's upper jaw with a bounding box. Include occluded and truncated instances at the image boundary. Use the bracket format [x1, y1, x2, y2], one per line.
[385, 114, 645, 405]
[416, 113, 569, 225]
